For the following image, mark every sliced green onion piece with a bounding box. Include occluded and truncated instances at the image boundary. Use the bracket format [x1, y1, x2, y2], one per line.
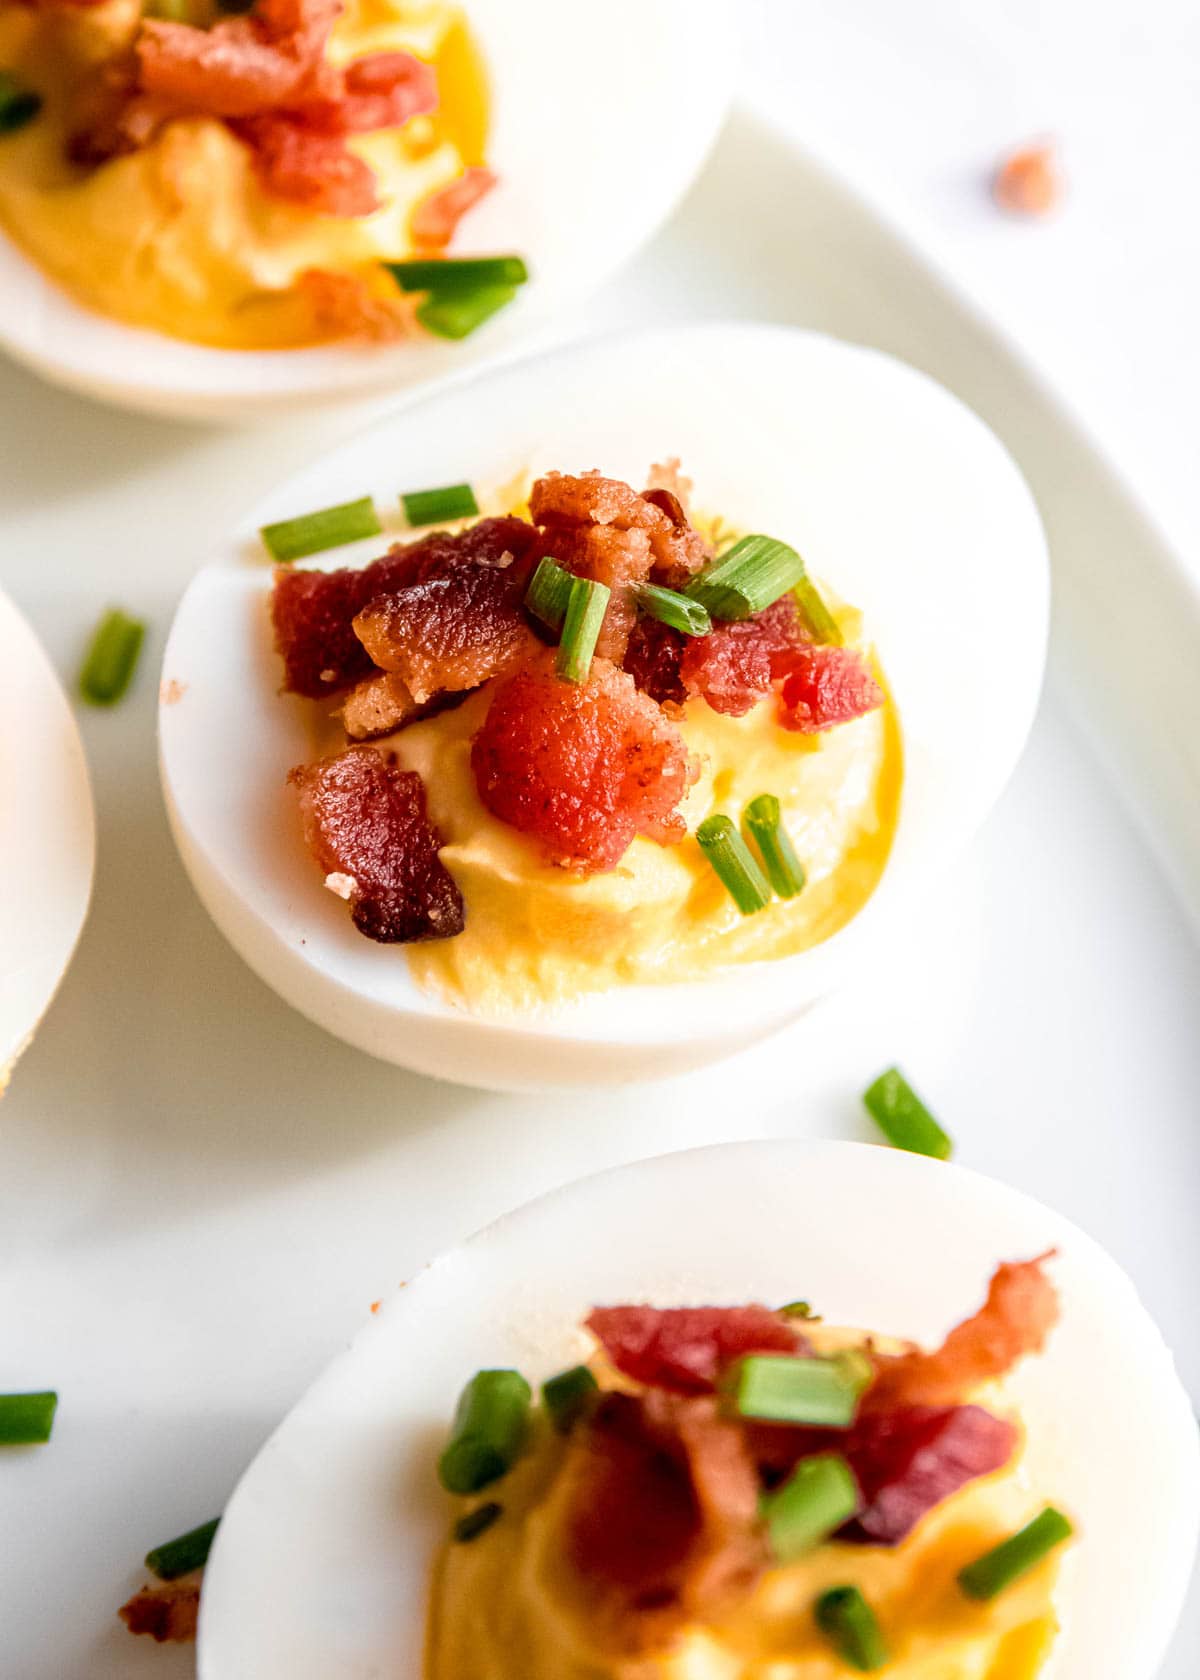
[730, 1355, 866, 1428]
[542, 1365, 599, 1435]
[0, 72, 42, 134]
[815, 1585, 889, 1672]
[79, 608, 145, 706]
[453, 1501, 503, 1543]
[401, 482, 479, 527]
[438, 1370, 532, 1494]
[386, 255, 528, 294]
[685, 534, 807, 622]
[696, 815, 772, 914]
[145, 1517, 220, 1581]
[417, 284, 518, 341]
[957, 1507, 1074, 1601]
[0, 1391, 57, 1445]
[863, 1067, 953, 1161]
[744, 793, 806, 899]
[761, 1453, 859, 1562]
[556, 576, 610, 684]
[260, 495, 381, 563]
[793, 574, 844, 646]
[633, 582, 712, 637]
[524, 556, 574, 630]
[780, 1300, 816, 1320]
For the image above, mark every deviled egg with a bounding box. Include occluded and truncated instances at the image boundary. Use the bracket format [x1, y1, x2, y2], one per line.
[0, 588, 94, 1089]
[195, 1140, 1200, 1680]
[0, 0, 732, 416]
[159, 323, 1049, 1088]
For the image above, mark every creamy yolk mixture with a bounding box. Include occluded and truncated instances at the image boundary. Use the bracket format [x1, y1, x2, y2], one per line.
[0, 0, 488, 347]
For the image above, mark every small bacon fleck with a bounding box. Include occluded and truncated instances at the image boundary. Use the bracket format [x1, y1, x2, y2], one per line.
[118, 1576, 201, 1643]
[993, 141, 1062, 217]
[776, 643, 885, 734]
[587, 1304, 800, 1395]
[232, 115, 379, 217]
[411, 165, 497, 248]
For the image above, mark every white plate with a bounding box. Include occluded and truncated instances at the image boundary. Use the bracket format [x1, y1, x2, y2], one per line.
[0, 107, 1198, 1678]
[198, 1139, 1198, 1680]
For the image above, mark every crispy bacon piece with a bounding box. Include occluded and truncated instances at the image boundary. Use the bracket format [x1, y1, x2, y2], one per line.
[680, 595, 804, 717]
[867, 1254, 1060, 1412]
[622, 615, 688, 711]
[297, 268, 413, 343]
[234, 114, 379, 215]
[410, 165, 496, 249]
[587, 1304, 800, 1396]
[564, 1392, 764, 1650]
[842, 1404, 1017, 1544]
[337, 671, 420, 740]
[301, 51, 437, 135]
[290, 747, 464, 942]
[353, 550, 539, 705]
[137, 0, 341, 119]
[271, 517, 536, 699]
[470, 655, 697, 872]
[776, 642, 885, 734]
[118, 1576, 200, 1642]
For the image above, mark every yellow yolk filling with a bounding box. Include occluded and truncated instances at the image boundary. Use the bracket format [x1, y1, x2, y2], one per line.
[0, 0, 488, 348]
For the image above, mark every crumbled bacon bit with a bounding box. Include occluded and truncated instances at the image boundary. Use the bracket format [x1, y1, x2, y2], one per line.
[646, 457, 694, 514]
[410, 165, 496, 249]
[622, 614, 688, 710]
[993, 141, 1062, 217]
[290, 747, 464, 942]
[586, 1304, 800, 1395]
[681, 595, 804, 717]
[842, 1404, 1017, 1544]
[776, 642, 885, 734]
[272, 516, 537, 699]
[137, 0, 341, 119]
[297, 268, 413, 343]
[338, 671, 420, 740]
[118, 1575, 201, 1643]
[233, 114, 380, 215]
[470, 655, 698, 872]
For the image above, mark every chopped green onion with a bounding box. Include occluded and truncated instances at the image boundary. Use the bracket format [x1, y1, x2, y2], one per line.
[524, 556, 574, 630]
[815, 1585, 889, 1672]
[556, 576, 610, 684]
[793, 574, 844, 645]
[743, 794, 806, 899]
[417, 284, 518, 341]
[780, 1300, 816, 1320]
[730, 1355, 866, 1428]
[696, 815, 772, 914]
[453, 1501, 503, 1543]
[0, 72, 42, 134]
[957, 1507, 1074, 1601]
[401, 482, 479, 527]
[260, 495, 381, 563]
[386, 255, 529, 294]
[633, 582, 712, 637]
[542, 1365, 599, 1435]
[79, 609, 145, 706]
[685, 534, 807, 622]
[0, 1391, 57, 1445]
[145, 1518, 220, 1581]
[438, 1370, 531, 1495]
[863, 1067, 953, 1161]
[761, 1453, 859, 1562]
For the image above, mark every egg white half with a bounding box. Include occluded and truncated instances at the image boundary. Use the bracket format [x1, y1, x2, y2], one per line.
[0, 588, 94, 1087]
[158, 322, 1049, 1089]
[197, 1137, 1199, 1680]
[0, 0, 733, 419]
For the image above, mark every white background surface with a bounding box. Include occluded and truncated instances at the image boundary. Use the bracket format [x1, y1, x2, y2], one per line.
[2, 5, 1199, 1678]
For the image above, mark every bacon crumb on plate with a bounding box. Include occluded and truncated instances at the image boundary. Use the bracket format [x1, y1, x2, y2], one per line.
[118, 1574, 201, 1643]
[993, 141, 1063, 217]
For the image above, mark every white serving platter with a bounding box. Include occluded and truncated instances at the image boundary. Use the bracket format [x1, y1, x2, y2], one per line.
[0, 105, 1197, 1679]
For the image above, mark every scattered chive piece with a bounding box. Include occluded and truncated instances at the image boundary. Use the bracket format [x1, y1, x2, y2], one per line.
[780, 1300, 816, 1320]
[0, 72, 42, 134]
[556, 576, 610, 684]
[793, 573, 844, 645]
[0, 1391, 57, 1445]
[696, 815, 772, 914]
[417, 284, 518, 341]
[145, 1517, 220, 1581]
[863, 1067, 953, 1161]
[685, 534, 807, 622]
[542, 1365, 599, 1435]
[761, 1453, 859, 1562]
[730, 1355, 866, 1428]
[524, 556, 574, 630]
[957, 1507, 1074, 1601]
[633, 582, 712, 637]
[452, 1501, 503, 1544]
[743, 794, 806, 899]
[438, 1370, 532, 1495]
[401, 482, 479, 528]
[815, 1585, 889, 1672]
[79, 609, 145, 706]
[386, 255, 528, 294]
[260, 495, 381, 563]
